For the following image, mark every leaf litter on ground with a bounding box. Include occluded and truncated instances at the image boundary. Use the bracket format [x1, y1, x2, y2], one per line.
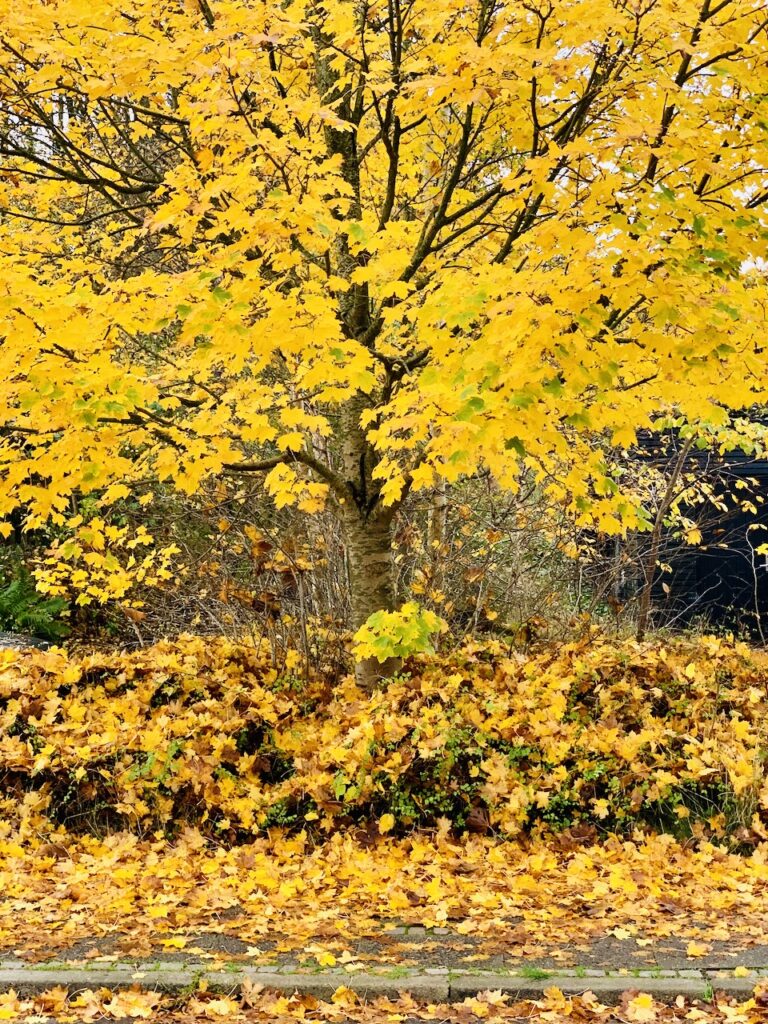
[2, 983, 768, 1023]
[3, 828, 768, 965]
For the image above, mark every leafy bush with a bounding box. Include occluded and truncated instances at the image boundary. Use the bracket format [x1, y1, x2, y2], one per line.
[2, 633, 768, 845]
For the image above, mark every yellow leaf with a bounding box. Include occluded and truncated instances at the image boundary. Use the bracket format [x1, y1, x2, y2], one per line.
[379, 280, 411, 299]
[686, 941, 710, 957]
[192, 996, 241, 1018]
[146, 905, 170, 919]
[626, 991, 657, 1022]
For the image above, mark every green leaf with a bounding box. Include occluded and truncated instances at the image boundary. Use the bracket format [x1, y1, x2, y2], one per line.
[456, 396, 485, 421]
[505, 436, 526, 457]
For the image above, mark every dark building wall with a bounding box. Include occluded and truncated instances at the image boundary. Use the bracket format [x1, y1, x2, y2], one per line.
[650, 458, 768, 636]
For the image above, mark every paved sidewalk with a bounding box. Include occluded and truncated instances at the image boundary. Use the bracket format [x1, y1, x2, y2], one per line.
[8, 923, 768, 971]
[3, 926, 768, 1003]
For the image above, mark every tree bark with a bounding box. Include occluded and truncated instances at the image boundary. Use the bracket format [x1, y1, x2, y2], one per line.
[344, 508, 400, 690]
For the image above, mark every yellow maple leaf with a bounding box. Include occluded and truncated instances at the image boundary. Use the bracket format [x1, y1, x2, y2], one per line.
[189, 996, 241, 1018]
[626, 991, 657, 1022]
[686, 941, 710, 957]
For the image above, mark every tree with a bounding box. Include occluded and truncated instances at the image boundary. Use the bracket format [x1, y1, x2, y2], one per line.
[0, 0, 766, 684]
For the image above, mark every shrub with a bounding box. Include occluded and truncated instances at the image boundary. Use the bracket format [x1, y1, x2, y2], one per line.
[1, 633, 767, 845]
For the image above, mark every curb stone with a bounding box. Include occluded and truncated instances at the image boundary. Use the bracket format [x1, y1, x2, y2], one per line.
[206, 971, 450, 1001]
[0, 962, 762, 1004]
[449, 974, 710, 1004]
[702, 976, 763, 997]
[0, 968, 199, 997]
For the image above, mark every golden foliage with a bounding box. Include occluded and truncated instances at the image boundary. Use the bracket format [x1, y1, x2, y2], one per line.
[0, 0, 767, 579]
[0, 987, 766, 1024]
[4, 812, 768, 963]
[5, 631, 768, 967]
[2, 633, 768, 840]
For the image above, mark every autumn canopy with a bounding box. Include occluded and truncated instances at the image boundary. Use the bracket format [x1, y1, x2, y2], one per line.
[0, 0, 767, 676]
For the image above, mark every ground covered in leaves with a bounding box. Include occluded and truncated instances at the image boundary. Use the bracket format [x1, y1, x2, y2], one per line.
[4, 635, 768, 973]
[3, 826, 768, 965]
[1, 984, 768, 1024]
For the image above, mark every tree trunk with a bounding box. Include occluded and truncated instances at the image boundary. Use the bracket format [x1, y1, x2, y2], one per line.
[344, 509, 400, 690]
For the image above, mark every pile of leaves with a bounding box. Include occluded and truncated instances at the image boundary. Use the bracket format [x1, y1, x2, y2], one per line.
[2, 985, 768, 1024]
[2, 633, 768, 842]
[5, 822, 768, 961]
